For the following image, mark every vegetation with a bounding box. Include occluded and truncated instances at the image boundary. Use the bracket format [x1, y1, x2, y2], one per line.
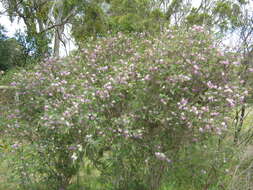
[0, 0, 253, 190]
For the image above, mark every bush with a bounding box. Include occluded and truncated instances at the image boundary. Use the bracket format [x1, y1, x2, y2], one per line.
[4, 26, 246, 189]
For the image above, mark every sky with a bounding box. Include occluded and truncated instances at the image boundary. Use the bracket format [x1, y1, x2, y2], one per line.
[0, 4, 25, 36]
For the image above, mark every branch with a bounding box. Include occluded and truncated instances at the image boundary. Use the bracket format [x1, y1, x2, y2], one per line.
[40, 7, 77, 34]
[0, 0, 24, 15]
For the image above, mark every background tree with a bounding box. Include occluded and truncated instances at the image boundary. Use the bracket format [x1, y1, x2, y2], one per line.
[0, 25, 25, 70]
[1, 0, 51, 57]
[0, 0, 87, 57]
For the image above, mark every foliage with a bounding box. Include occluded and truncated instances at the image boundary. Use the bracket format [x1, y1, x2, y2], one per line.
[71, 0, 165, 45]
[184, 0, 247, 32]
[0, 26, 26, 71]
[71, 2, 108, 44]
[186, 9, 212, 26]
[108, 0, 165, 33]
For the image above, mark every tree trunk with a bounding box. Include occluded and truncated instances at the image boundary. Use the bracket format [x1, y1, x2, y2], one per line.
[53, 0, 64, 57]
[54, 24, 64, 57]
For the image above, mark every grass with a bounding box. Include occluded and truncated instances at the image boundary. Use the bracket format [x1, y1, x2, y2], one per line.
[0, 159, 16, 190]
[0, 135, 253, 190]
[1, 110, 253, 190]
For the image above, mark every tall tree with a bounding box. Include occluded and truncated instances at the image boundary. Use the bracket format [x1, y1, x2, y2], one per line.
[0, 0, 86, 57]
[1, 0, 51, 56]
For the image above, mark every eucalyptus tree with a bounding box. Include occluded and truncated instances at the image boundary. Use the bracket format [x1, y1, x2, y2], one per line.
[150, 0, 248, 33]
[1, 0, 51, 56]
[0, 0, 87, 57]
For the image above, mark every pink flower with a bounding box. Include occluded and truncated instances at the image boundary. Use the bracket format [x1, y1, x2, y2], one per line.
[220, 60, 230, 65]
[226, 98, 235, 107]
[232, 62, 240, 65]
[11, 143, 20, 149]
[201, 106, 209, 112]
[193, 65, 200, 70]
[178, 98, 188, 109]
[144, 74, 151, 81]
[248, 68, 253, 72]
[206, 81, 217, 89]
[211, 112, 219, 116]
[155, 152, 171, 163]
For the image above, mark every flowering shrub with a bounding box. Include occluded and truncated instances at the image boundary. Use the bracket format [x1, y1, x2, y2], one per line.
[5, 26, 246, 189]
